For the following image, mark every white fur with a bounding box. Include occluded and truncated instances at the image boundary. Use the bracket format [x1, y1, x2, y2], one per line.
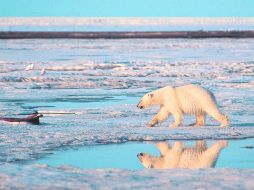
[137, 140, 228, 169]
[137, 84, 229, 128]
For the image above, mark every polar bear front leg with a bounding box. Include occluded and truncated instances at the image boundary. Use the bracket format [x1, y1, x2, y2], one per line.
[169, 111, 182, 128]
[147, 107, 169, 127]
[164, 141, 183, 168]
[156, 142, 171, 156]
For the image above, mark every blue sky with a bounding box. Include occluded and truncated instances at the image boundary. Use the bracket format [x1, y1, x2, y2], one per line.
[0, 0, 253, 17]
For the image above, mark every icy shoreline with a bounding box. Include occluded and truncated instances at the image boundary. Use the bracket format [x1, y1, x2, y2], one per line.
[1, 163, 254, 190]
[1, 125, 254, 163]
[1, 31, 254, 39]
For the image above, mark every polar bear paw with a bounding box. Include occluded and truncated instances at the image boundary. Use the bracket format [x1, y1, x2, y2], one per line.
[189, 123, 203, 127]
[147, 122, 155, 128]
[220, 124, 229, 128]
[218, 140, 228, 148]
[169, 123, 180, 128]
[174, 141, 183, 148]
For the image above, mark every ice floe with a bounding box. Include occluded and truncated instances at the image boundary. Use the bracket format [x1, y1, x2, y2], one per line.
[0, 37, 253, 188]
[0, 163, 254, 190]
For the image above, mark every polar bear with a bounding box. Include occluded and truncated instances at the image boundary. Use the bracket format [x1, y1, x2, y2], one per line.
[137, 140, 228, 169]
[137, 84, 229, 128]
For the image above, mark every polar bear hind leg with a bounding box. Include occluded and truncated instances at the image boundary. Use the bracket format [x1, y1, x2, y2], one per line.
[189, 114, 206, 127]
[196, 140, 207, 151]
[200, 140, 228, 168]
[204, 107, 229, 127]
[196, 114, 206, 126]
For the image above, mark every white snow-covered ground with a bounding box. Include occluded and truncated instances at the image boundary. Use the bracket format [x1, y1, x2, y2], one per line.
[1, 164, 254, 190]
[0, 37, 253, 189]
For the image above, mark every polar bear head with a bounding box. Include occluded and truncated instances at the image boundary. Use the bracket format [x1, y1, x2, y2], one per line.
[137, 152, 164, 169]
[137, 93, 155, 109]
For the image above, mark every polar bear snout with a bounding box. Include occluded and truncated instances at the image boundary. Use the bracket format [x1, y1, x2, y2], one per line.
[137, 153, 156, 168]
[137, 101, 144, 109]
[137, 153, 144, 158]
[137, 153, 145, 163]
[138, 105, 144, 109]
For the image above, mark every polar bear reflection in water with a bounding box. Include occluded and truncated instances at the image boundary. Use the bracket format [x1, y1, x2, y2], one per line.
[137, 140, 228, 169]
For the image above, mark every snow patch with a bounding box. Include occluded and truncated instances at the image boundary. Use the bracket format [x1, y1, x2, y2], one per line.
[0, 163, 254, 190]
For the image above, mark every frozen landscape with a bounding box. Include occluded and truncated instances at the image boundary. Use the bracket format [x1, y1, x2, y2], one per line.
[0, 19, 254, 189]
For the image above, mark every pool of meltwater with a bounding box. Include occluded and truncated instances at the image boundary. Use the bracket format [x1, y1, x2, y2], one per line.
[28, 139, 254, 170]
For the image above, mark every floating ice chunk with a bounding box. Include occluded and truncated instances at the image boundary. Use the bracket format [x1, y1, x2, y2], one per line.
[25, 63, 34, 71]
[40, 68, 46, 75]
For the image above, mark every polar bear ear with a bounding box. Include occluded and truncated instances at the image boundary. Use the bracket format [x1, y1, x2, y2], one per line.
[148, 93, 154, 98]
